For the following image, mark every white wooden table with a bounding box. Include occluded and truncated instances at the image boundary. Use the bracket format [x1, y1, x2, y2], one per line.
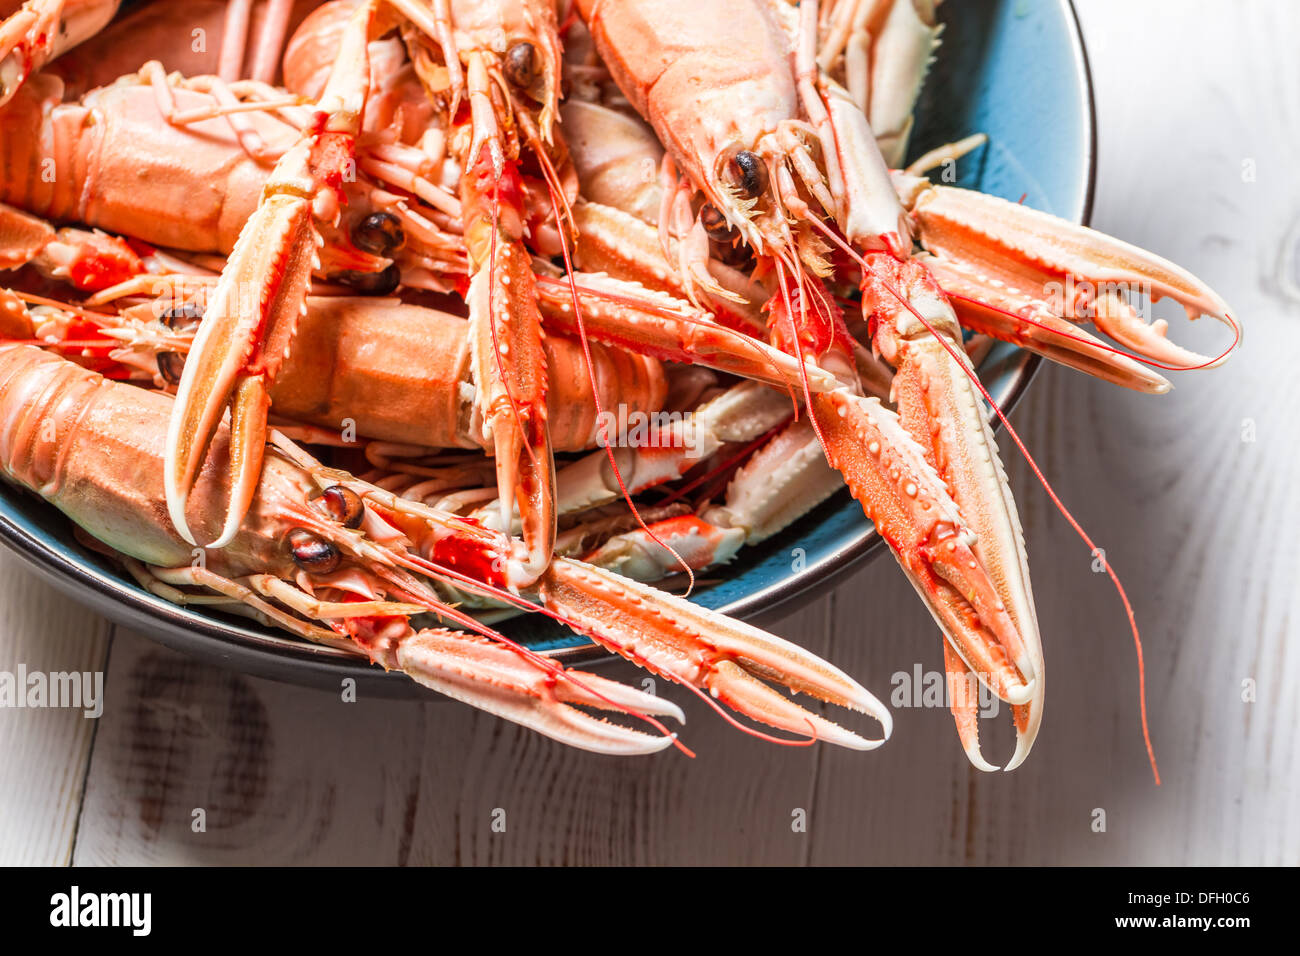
[2, 0, 1295, 866]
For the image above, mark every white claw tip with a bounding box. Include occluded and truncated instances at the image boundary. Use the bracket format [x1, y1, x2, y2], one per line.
[165, 495, 199, 549]
[1003, 678, 1036, 708]
[1003, 725, 1039, 772]
[657, 700, 687, 726]
[872, 701, 894, 741]
[819, 699, 892, 751]
[965, 743, 1000, 773]
[829, 726, 889, 751]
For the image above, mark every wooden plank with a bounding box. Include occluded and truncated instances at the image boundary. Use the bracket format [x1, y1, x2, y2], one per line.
[402, 597, 835, 866]
[0, 551, 111, 866]
[73, 602, 834, 865]
[73, 627, 430, 865]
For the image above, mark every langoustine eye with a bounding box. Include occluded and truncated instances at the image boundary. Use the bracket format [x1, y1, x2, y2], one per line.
[156, 351, 186, 385]
[351, 212, 405, 256]
[504, 41, 537, 89]
[156, 303, 205, 384]
[719, 146, 769, 200]
[161, 302, 204, 330]
[287, 528, 341, 574]
[699, 203, 753, 267]
[314, 485, 365, 529]
[334, 263, 401, 295]
[699, 203, 733, 241]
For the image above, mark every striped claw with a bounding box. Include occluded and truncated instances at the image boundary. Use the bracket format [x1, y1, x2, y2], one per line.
[924, 254, 1173, 394]
[855, 253, 1044, 765]
[164, 0, 376, 547]
[566, 422, 842, 584]
[462, 195, 557, 584]
[580, 514, 746, 582]
[452, 21, 566, 588]
[540, 558, 891, 749]
[0, 0, 119, 108]
[390, 630, 682, 756]
[941, 643, 997, 773]
[814, 388, 1036, 711]
[460, 100, 556, 587]
[536, 271, 839, 394]
[745, 257, 1040, 763]
[896, 175, 1240, 383]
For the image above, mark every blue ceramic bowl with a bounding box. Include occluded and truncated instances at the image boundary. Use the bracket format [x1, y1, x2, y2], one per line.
[0, 0, 1095, 694]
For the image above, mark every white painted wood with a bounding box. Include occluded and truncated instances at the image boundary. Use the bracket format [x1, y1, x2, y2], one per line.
[3, 0, 1297, 865]
[0, 550, 110, 866]
[71, 608, 834, 865]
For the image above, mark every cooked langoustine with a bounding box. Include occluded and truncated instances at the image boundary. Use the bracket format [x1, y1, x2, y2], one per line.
[12, 293, 667, 453]
[0, 62, 463, 290]
[0, 341, 891, 752]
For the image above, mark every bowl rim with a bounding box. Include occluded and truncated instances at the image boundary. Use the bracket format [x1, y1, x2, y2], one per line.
[0, 0, 1097, 696]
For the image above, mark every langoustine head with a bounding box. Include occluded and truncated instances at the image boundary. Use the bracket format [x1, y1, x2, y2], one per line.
[577, 0, 906, 281]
